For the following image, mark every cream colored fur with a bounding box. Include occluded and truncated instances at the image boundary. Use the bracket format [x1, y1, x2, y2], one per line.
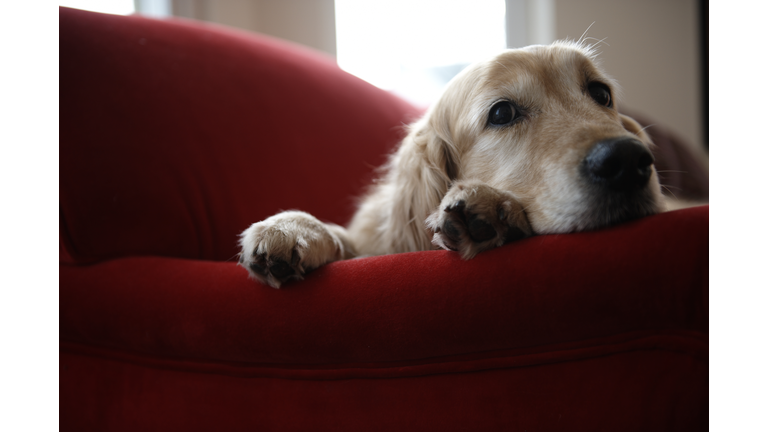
[239, 41, 665, 288]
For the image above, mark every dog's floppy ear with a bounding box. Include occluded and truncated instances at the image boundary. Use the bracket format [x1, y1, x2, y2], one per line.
[380, 114, 460, 251]
[418, 115, 460, 183]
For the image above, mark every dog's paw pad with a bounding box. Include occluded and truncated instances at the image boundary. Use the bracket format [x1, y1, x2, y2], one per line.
[268, 260, 294, 279]
[245, 249, 303, 287]
[467, 213, 497, 242]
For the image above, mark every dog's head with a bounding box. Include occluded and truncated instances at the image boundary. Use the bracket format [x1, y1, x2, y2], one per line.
[423, 41, 664, 234]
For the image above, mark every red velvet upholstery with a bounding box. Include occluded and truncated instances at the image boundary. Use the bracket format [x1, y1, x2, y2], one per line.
[60, 7, 708, 431]
[59, 6, 421, 265]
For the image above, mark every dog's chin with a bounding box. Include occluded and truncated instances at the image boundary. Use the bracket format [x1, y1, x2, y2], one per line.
[580, 190, 663, 231]
[529, 187, 663, 235]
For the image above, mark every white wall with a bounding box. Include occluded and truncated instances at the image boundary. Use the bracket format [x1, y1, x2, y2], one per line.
[171, 0, 337, 57]
[555, 0, 704, 155]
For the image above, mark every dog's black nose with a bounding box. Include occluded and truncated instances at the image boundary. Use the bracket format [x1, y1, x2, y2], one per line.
[582, 138, 654, 192]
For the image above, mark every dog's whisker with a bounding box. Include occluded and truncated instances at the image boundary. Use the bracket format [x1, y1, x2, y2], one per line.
[656, 170, 688, 184]
[656, 170, 689, 174]
[636, 124, 656, 135]
[583, 36, 610, 48]
[659, 183, 684, 191]
[577, 22, 596, 46]
[660, 184, 680, 199]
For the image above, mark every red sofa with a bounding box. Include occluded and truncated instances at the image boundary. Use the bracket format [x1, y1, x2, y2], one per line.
[60, 7, 708, 431]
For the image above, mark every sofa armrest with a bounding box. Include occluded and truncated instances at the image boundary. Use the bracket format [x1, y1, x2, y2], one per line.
[61, 206, 708, 370]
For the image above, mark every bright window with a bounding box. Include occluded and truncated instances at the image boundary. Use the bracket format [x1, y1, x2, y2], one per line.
[335, 0, 507, 106]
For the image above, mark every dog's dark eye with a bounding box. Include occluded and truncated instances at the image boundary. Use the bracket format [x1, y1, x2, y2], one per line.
[588, 83, 612, 107]
[488, 101, 516, 125]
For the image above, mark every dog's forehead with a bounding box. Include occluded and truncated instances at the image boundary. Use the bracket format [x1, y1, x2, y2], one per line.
[483, 44, 607, 95]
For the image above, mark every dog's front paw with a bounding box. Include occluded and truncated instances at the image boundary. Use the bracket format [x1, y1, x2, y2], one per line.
[426, 180, 533, 259]
[238, 211, 346, 288]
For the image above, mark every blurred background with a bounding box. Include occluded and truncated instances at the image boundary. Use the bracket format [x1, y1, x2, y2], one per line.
[59, 0, 708, 157]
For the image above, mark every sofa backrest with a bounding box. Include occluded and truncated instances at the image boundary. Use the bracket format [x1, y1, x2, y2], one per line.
[60, 7, 422, 264]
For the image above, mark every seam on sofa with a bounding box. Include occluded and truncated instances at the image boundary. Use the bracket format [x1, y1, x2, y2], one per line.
[60, 331, 707, 381]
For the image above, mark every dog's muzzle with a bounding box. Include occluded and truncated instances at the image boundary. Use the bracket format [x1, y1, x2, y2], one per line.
[581, 137, 654, 193]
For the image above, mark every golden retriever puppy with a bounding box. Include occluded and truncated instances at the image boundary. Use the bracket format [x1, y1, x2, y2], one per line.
[239, 41, 664, 288]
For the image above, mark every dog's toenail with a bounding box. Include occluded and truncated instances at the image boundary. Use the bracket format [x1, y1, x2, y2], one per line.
[269, 260, 294, 279]
[445, 200, 465, 212]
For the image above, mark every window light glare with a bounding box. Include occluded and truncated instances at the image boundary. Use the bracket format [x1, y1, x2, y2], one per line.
[335, 0, 506, 105]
